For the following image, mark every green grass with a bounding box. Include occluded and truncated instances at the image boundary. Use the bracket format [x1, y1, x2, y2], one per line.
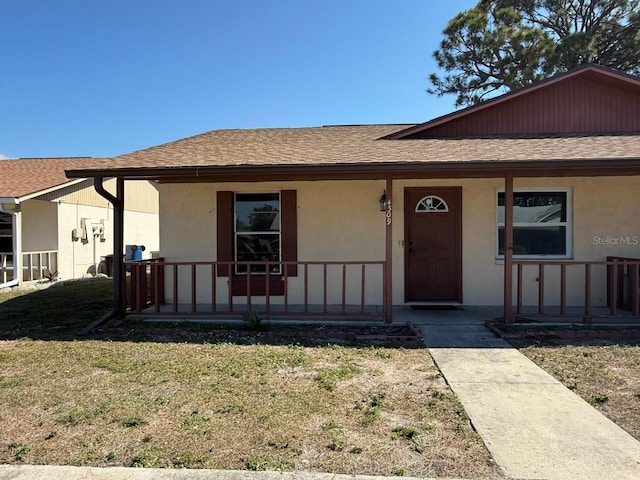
[355, 392, 386, 426]
[315, 364, 360, 391]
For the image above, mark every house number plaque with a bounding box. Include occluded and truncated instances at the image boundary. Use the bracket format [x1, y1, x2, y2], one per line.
[386, 199, 392, 226]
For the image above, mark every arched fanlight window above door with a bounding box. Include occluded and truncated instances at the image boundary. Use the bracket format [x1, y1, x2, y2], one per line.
[415, 195, 449, 212]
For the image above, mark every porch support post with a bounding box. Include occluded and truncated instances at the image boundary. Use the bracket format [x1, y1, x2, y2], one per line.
[114, 177, 125, 317]
[384, 175, 393, 323]
[503, 172, 514, 323]
[15, 207, 22, 285]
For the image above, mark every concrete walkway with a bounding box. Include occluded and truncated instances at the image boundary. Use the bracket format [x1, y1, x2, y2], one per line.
[411, 309, 640, 480]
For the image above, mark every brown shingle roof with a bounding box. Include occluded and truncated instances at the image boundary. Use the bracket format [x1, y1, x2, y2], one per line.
[65, 66, 640, 179]
[0, 157, 109, 199]
[75, 125, 640, 174]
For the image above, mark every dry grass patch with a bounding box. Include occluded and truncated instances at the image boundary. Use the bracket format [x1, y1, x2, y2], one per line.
[514, 339, 640, 440]
[0, 339, 500, 478]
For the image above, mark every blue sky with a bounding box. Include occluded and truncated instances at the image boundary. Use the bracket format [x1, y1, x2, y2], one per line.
[0, 0, 475, 158]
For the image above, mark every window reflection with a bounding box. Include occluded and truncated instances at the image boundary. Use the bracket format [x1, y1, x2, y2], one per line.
[234, 193, 281, 274]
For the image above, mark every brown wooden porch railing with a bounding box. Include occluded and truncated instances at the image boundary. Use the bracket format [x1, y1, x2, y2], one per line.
[125, 259, 387, 321]
[513, 259, 640, 322]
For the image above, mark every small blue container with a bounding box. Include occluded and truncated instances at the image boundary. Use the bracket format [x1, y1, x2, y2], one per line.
[129, 245, 146, 260]
[132, 248, 143, 261]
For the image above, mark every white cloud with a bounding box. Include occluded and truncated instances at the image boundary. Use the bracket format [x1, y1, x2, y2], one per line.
[0, 153, 12, 160]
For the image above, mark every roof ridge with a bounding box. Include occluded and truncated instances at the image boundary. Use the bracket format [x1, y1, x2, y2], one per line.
[114, 124, 413, 160]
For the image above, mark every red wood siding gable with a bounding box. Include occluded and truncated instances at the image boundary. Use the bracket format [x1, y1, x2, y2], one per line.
[388, 66, 640, 139]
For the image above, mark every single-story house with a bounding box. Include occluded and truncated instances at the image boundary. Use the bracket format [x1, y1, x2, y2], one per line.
[0, 157, 159, 288]
[66, 64, 640, 326]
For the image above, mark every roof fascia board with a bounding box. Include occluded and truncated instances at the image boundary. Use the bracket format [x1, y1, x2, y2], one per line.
[383, 65, 640, 140]
[18, 178, 88, 202]
[66, 157, 640, 180]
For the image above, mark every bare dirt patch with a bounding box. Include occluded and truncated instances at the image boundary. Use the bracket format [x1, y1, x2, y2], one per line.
[101, 320, 424, 347]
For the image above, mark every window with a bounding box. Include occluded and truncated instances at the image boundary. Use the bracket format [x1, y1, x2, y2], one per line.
[234, 193, 281, 274]
[415, 195, 449, 212]
[496, 189, 571, 258]
[217, 190, 297, 296]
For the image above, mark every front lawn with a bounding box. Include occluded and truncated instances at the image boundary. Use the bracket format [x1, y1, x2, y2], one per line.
[0, 282, 501, 478]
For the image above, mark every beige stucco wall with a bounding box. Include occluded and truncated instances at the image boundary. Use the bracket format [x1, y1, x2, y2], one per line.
[393, 176, 640, 306]
[10, 180, 159, 284]
[159, 181, 386, 305]
[57, 202, 116, 278]
[55, 202, 159, 279]
[21, 200, 58, 252]
[159, 176, 640, 307]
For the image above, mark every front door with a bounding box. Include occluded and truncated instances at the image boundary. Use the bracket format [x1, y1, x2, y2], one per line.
[404, 187, 462, 302]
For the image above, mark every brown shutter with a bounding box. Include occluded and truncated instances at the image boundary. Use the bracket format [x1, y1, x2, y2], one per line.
[216, 191, 233, 276]
[281, 190, 298, 276]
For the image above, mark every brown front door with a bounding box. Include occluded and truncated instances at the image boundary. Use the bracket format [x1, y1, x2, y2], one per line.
[404, 187, 462, 302]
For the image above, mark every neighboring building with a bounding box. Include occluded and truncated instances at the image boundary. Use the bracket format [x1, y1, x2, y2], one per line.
[0, 157, 159, 288]
[66, 65, 640, 323]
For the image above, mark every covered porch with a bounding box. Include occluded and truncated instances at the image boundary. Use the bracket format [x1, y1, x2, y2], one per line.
[73, 159, 640, 333]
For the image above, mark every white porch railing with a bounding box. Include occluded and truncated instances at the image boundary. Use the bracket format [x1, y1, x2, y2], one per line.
[1, 253, 14, 284]
[22, 250, 59, 282]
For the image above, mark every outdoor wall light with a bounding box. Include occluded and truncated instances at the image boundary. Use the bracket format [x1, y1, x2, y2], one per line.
[379, 191, 387, 211]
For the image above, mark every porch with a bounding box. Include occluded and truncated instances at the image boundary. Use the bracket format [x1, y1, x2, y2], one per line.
[124, 256, 640, 325]
[71, 164, 640, 334]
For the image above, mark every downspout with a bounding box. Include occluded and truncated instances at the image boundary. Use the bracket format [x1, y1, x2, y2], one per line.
[79, 177, 125, 335]
[0, 200, 21, 289]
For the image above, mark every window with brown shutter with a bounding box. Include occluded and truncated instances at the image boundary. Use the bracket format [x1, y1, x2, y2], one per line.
[216, 190, 297, 295]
